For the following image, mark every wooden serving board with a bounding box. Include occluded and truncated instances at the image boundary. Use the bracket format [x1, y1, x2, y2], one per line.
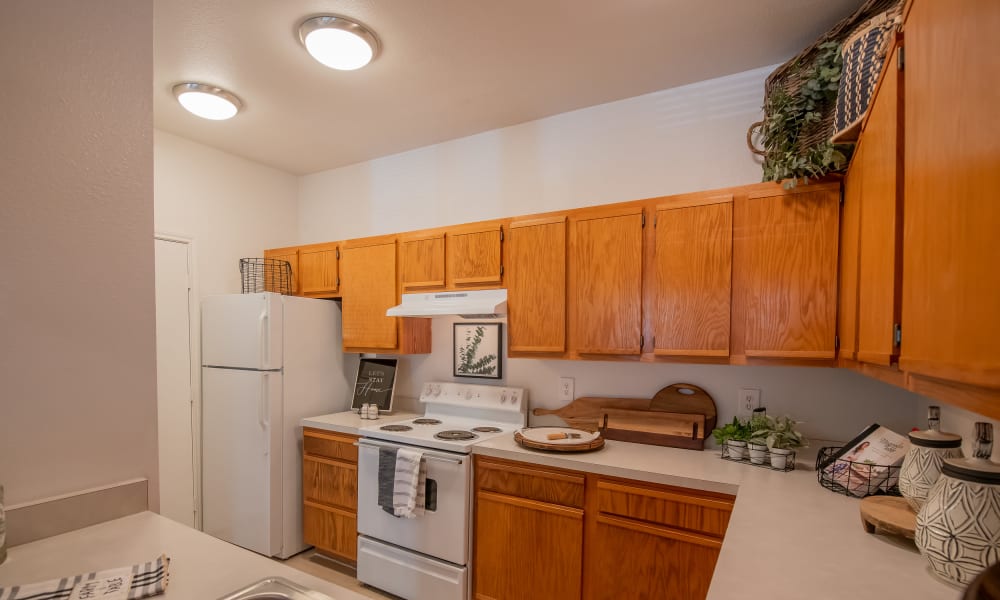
[514, 430, 605, 452]
[532, 383, 717, 450]
[860, 495, 917, 540]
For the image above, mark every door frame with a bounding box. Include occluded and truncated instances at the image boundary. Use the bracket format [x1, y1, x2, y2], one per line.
[154, 232, 202, 529]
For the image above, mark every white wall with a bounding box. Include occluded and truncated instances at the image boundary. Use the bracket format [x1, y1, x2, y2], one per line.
[296, 65, 948, 447]
[154, 129, 299, 298]
[0, 1, 157, 506]
[299, 66, 771, 243]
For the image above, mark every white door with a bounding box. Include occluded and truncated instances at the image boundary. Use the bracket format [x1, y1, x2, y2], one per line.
[154, 237, 196, 527]
[202, 293, 283, 370]
[201, 367, 282, 556]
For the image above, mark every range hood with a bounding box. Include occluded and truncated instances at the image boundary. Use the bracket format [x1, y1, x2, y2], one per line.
[386, 289, 507, 318]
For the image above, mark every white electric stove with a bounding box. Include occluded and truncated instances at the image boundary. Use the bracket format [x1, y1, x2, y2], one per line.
[358, 382, 526, 452]
[356, 382, 527, 600]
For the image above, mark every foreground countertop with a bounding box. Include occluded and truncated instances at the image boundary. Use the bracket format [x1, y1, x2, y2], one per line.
[0, 512, 368, 600]
[302, 410, 419, 436]
[473, 436, 961, 600]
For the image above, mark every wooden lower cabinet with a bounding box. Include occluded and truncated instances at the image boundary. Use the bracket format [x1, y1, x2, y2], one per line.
[302, 428, 359, 564]
[473, 457, 734, 600]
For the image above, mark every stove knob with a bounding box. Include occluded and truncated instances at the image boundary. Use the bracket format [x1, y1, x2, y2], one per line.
[464, 389, 473, 400]
[432, 384, 441, 396]
[500, 391, 507, 404]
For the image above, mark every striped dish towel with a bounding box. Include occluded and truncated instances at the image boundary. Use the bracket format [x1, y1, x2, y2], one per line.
[0, 554, 169, 600]
[392, 448, 426, 519]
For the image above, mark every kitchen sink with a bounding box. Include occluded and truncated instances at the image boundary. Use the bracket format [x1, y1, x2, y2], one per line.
[216, 577, 335, 600]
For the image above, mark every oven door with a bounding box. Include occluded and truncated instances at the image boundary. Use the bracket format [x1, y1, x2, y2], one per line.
[356, 437, 471, 565]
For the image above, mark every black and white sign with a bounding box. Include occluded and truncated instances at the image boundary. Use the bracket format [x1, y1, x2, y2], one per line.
[352, 358, 398, 413]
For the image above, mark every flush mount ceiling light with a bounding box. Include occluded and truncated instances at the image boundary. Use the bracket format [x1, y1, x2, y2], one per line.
[172, 83, 243, 120]
[298, 15, 380, 71]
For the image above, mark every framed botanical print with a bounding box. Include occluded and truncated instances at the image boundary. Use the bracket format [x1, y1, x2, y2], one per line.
[453, 323, 502, 379]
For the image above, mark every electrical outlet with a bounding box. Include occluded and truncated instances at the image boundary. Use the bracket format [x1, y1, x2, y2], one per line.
[558, 377, 574, 403]
[737, 388, 761, 418]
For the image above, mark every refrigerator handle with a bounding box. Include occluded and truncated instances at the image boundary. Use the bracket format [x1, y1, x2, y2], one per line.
[258, 308, 269, 369]
[259, 374, 269, 456]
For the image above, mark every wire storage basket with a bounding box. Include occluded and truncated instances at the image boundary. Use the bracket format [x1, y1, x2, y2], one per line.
[815, 446, 902, 498]
[240, 258, 293, 295]
[720, 443, 796, 472]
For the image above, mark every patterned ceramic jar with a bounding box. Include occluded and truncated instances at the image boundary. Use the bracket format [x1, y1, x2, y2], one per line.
[916, 423, 1000, 585]
[900, 406, 963, 511]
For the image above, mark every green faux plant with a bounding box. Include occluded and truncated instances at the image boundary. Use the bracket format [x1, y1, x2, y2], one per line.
[748, 411, 772, 446]
[752, 415, 809, 450]
[711, 416, 750, 445]
[760, 41, 852, 188]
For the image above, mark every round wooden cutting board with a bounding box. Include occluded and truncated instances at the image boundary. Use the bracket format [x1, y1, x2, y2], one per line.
[514, 428, 605, 452]
[860, 495, 917, 539]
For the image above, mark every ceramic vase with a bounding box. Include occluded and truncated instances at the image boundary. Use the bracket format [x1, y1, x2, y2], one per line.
[770, 447, 793, 470]
[899, 406, 963, 511]
[748, 442, 768, 465]
[916, 422, 1000, 586]
[726, 440, 747, 460]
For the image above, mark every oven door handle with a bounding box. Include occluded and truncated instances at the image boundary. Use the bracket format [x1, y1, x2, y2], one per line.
[355, 439, 465, 465]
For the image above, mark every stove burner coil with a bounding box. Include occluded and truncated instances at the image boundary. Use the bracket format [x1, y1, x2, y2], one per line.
[413, 418, 443, 425]
[380, 424, 413, 432]
[471, 426, 502, 433]
[435, 430, 478, 441]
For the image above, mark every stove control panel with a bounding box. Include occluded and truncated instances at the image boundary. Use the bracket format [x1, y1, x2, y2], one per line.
[420, 382, 525, 413]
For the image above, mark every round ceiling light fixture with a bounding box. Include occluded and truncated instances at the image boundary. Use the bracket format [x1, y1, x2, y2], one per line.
[298, 15, 380, 71]
[172, 83, 243, 120]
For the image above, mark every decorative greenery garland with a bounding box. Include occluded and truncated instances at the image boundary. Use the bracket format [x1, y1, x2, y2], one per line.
[761, 41, 852, 188]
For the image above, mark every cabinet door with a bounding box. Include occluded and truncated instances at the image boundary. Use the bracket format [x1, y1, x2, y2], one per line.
[263, 248, 299, 295]
[298, 245, 339, 297]
[737, 186, 840, 359]
[900, 0, 1000, 388]
[856, 43, 903, 366]
[586, 516, 720, 600]
[447, 225, 502, 287]
[303, 502, 357, 563]
[507, 216, 566, 353]
[571, 209, 644, 355]
[474, 491, 583, 600]
[838, 153, 863, 362]
[652, 198, 732, 357]
[400, 233, 445, 291]
[303, 456, 357, 510]
[341, 241, 398, 350]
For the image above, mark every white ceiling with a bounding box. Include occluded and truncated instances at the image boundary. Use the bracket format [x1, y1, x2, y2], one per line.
[154, 0, 863, 175]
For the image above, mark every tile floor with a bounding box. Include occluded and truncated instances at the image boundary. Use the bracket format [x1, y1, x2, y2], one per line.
[280, 550, 401, 599]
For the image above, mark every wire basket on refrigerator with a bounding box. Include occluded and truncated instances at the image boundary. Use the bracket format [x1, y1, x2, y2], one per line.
[240, 258, 293, 295]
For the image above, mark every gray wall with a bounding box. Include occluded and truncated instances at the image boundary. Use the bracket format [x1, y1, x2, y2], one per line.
[0, 0, 157, 507]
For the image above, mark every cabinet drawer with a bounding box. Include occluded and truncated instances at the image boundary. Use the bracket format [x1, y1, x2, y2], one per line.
[303, 429, 358, 463]
[303, 502, 357, 563]
[597, 479, 734, 538]
[303, 456, 357, 510]
[475, 457, 585, 508]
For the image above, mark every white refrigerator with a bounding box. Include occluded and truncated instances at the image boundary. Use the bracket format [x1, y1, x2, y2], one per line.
[201, 292, 347, 558]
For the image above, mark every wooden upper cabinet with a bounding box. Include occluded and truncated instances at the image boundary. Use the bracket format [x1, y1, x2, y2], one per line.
[652, 197, 732, 357]
[571, 208, 644, 355]
[839, 152, 863, 363]
[856, 41, 903, 367]
[298, 243, 340, 297]
[446, 224, 503, 287]
[340, 240, 399, 350]
[736, 184, 840, 359]
[263, 247, 299, 295]
[400, 233, 445, 291]
[900, 0, 1000, 390]
[506, 216, 567, 354]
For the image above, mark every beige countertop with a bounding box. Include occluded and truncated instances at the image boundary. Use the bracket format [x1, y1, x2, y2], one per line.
[473, 436, 961, 600]
[0, 511, 367, 600]
[302, 410, 420, 436]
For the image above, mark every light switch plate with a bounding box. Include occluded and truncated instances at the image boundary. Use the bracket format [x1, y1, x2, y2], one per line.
[737, 388, 761, 418]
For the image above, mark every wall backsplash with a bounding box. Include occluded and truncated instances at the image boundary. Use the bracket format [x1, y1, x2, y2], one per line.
[382, 316, 934, 448]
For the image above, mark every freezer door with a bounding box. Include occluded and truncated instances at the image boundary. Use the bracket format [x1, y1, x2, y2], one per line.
[202, 293, 283, 370]
[202, 367, 282, 556]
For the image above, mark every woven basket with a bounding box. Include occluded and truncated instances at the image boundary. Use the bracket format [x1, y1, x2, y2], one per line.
[750, 0, 903, 169]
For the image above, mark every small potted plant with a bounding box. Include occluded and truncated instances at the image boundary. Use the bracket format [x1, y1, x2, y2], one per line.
[760, 415, 808, 470]
[747, 410, 771, 465]
[712, 417, 749, 460]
